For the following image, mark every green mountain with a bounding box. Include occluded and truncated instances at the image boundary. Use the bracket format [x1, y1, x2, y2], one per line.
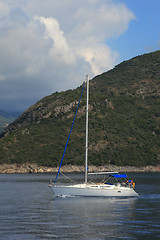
[0, 51, 160, 167]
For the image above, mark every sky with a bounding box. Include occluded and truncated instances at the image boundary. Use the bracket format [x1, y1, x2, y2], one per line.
[0, 0, 160, 112]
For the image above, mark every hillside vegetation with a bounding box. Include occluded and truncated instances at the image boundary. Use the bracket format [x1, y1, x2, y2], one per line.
[0, 51, 160, 167]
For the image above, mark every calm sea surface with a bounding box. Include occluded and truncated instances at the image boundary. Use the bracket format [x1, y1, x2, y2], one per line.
[0, 172, 160, 240]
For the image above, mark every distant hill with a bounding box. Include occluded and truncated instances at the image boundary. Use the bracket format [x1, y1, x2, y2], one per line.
[0, 110, 20, 133]
[0, 51, 160, 167]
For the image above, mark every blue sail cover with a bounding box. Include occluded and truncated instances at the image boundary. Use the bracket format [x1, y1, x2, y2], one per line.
[112, 174, 127, 178]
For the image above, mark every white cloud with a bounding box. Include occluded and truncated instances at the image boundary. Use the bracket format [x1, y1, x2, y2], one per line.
[0, 2, 9, 17]
[0, 22, 45, 78]
[76, 44, 119, 75]
[72, 2, 135, 40]
[34, 16, 76, 65]
[0, 0, 135, 111]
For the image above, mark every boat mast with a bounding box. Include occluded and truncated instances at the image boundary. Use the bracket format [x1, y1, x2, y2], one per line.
[85, 74, 89, 184]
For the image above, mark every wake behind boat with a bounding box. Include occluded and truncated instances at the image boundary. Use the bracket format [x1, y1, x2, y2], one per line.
[49, 75, 138, 197]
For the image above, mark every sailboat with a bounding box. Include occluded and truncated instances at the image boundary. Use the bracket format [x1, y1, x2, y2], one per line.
[49, 75, 138, 197]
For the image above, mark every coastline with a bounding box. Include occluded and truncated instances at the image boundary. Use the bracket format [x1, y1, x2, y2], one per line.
[0, 163, 160, 174]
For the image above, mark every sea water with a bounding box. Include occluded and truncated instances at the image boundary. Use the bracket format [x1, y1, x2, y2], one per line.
[0, 172, 159, 240]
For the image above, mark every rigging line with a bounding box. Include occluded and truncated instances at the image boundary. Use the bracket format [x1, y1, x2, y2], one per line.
[104, 129, 117, 165]
[68, 164, 79, 172]
[54, 82, 86, 184]
[60, 172, 75, 183]
[88, 174, 106, 184]
[92, 93, 117, 166]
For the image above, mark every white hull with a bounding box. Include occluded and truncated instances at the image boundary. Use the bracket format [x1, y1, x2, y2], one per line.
[51, 183, 138, 197]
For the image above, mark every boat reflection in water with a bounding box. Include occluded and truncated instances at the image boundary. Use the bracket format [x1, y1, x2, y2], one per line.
[52, 196, 137, 239]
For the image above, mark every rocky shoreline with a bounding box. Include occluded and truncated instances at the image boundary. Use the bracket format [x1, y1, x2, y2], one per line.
[0, 163, 160, 174]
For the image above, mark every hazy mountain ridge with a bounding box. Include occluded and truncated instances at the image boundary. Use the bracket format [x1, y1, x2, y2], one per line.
[0, 51, 160, 167]
[0, 110, 21, 133]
